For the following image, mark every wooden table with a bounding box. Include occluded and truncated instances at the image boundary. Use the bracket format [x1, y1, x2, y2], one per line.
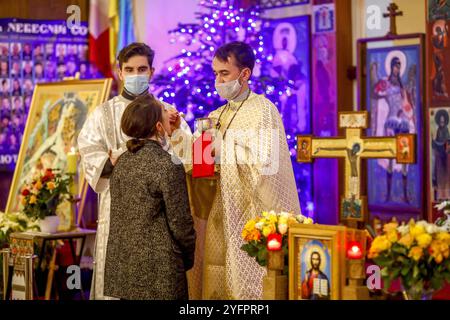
[6, 228, 96, 300]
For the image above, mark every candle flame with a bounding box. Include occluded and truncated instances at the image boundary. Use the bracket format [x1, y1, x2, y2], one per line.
[268, 239, 281, 249]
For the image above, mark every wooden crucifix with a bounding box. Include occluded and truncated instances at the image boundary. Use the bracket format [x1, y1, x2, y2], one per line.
[383, 2, 403, 36]
[297, 111, 416, 224]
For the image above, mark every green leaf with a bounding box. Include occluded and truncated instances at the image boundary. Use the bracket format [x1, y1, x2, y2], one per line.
[374, 255, 392, 267]
[283, 265, 289, 276]
[431, 275, 443, 290]
[392, 245, 407, 255]
[257, 246, 268, 263]
[384, 278, 392, 291]
[391, 268, 401, 279]
[443, 272, 450, 283]
[242, 243, 259, 257]
[401, 265, 411, 276]
[445, 260, 450, 272]
[413, 265, 420, 279]
[381, 267, 390, 278]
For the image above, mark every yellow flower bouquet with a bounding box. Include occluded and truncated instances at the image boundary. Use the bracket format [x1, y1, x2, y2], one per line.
[368, 219, 450, 299]
[241, 211, 313, 273]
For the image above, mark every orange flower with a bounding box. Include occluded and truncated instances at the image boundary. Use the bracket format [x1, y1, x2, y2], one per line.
[436, 232, 450, 245]
[429, 240, 449, 263]
[367, 250, 379, 259]
[398, 234, 414, 248]
[383, 222, 398, 233]
[408, 246, 423, 262]
[34, 180, 43, 190]
[46, 181, 56, 190]
[29, 195, 37, 205]
[250, 229, 261, 241]
[387, 230, 399, 243]
[242, 228, 261, 242]
[21, 197, 28, 205]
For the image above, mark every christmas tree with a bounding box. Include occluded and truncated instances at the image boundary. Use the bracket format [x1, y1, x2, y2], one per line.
[152, 0, 313, 214]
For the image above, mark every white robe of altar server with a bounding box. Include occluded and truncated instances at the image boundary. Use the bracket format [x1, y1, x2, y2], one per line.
[77, 94, 191, 300]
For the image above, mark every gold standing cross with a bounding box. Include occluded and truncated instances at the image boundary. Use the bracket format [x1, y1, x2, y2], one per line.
[297, 111, 415, 223]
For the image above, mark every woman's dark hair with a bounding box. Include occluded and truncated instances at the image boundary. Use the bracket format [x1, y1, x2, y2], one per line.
[117, 42, 155, 69]
[214, 41, 255, 73]
[121, 94, 162, 153]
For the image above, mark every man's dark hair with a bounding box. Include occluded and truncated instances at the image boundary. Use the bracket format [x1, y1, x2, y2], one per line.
[214, 41, 255, 72]
[117, 42, 155, 69]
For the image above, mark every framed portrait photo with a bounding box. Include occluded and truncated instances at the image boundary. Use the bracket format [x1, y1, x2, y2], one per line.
[5, 79, 112, 230]
[288, 224, 345, 300]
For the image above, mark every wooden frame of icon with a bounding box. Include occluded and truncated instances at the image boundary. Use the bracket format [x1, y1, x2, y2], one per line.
[357, 33, 426, 220]
[288, 223, 346, 300]
[5, 79, 112, 230]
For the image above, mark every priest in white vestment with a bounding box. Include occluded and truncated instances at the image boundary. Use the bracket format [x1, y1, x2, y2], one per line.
[170, 41, 301, 299]
[77, 43, 191, 300]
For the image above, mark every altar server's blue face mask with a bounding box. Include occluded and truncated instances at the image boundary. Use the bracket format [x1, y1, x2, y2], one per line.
[124, 74, 150, 96]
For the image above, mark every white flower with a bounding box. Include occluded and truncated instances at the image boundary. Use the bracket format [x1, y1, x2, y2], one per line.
[255, 221, 264, 230]
[425, 224, 439, 234]
[280, 211, 290, 219]
[0, 210, 38, 237]
[296, 214, 305, 223]
[278, 223, 288, 235]
[435, 201, 450, 211]
[413, 220, 442, 234]
[416, 220, 431, 229]
[397, 224, 410, 236]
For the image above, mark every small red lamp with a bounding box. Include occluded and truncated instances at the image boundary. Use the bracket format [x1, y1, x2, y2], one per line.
[267, 233, 282, 251]
[347, 241, 363, 260]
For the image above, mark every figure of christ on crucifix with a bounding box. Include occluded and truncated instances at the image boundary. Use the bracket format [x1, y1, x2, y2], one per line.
[297, 112, 416, 223]
[314, 142, 395, 197]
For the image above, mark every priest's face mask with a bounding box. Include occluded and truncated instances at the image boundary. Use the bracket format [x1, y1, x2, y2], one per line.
[118, 55, 155, 95]
[213, 55, 251, 100]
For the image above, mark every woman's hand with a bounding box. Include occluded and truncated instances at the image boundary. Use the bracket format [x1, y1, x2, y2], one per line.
[109, 150, 118, 166]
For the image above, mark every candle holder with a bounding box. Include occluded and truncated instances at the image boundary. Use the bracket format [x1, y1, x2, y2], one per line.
[342, 230, 370, 300]
[67, 173, 81, 231]
[65, 147, 80, 231]
[342, 258, 370, 300]
[263, 250, 287, 300]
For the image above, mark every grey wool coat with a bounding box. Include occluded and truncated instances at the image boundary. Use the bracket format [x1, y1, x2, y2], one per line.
[104, 140, 196, 300]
